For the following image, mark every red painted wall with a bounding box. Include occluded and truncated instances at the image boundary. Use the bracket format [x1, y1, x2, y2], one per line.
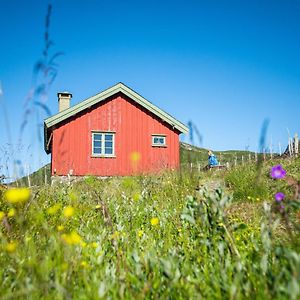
[51, 93, 180, 176]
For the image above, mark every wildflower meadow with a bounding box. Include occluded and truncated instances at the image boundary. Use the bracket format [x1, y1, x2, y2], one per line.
[0, 156, 299, 299]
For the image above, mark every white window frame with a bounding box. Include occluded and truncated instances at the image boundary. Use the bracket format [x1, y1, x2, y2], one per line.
[92, 131, 115, 157]
[152, 134, 167, 147]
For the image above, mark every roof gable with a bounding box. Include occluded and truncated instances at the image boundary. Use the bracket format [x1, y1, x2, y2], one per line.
[44, 83, 188, 153]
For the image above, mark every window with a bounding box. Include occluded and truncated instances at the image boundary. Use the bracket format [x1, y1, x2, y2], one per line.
[92, 132, 115, 156]
[152, 135, 166, 147]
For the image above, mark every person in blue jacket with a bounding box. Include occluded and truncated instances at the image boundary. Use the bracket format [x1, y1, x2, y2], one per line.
[208, 150, 219, 167]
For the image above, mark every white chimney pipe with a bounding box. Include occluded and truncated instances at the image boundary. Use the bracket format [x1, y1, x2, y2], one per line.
[58, 92, 72, 112]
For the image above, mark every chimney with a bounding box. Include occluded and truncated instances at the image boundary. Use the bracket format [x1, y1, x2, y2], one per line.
[58, 92, 72, 112]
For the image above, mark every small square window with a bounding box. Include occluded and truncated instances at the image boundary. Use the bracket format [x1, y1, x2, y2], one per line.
[92, 132, 115, 156]
[152, 135, 166, 147]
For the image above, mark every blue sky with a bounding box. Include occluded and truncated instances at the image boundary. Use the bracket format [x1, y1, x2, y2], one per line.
[0, 0, 300, 178]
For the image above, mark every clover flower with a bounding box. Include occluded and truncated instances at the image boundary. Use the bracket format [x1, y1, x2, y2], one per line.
[275, 192, 285, 202]
[270, 165, 286, 179]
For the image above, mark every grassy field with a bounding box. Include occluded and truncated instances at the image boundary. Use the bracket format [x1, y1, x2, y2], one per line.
[15, 142, 269, 187]
[0, 152, 300, 299]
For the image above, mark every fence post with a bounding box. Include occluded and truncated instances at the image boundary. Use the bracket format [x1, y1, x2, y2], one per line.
[288, 137, 293, 157]
[27, 164, 31, 188]
[278, 142, 282, 156]
[295, 133, 299, 156]
[44, 166, 47, 185]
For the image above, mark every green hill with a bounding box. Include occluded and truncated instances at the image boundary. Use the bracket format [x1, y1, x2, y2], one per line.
[180, 142, 266, 168]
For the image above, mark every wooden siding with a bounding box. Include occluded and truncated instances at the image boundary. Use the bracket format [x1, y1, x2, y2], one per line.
[51, 93, 180, 176]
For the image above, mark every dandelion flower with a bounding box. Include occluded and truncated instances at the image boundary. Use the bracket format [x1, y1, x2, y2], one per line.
[5, 241, 17, 253]
[4, 188, 30, 204]
[63, 206, 75, 218]
[150, 217, 159, 226]
[0, 211, 5, 221]
[7, 208, 16, 217]
[130, 152, 141, 162]
[57, 225, 64, 231]
[91, 242, 98, 248]
[133, 193, 140, 202]
[80, 261, 88, 268]
[47, 204, 61, 215]
[270, 165, 286, 179]
[275, 192, 285, 202]
[138, 230, 144, 237]
[61, 231, 82, 245]
[111, 231, 120, 240]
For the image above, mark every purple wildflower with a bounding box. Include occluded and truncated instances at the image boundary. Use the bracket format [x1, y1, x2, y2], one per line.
[274, 192, 285, 202]
[270, 165, 286, 179]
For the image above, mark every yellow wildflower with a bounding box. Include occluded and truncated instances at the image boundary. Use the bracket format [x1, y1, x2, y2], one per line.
[0, 211, 5, 221]
[7, 208, 16, 217]
[4, 188, 30, 204]
[47, 204, 61, 215]
[138, 230, 144, 237]
[5, 241, 18, 253]
[111, 231, 120, 240]
[95, 204, 101, 209]
[81, 241, 87, 248]
[57, 225, 64, 231]
[80, 261, 88, 268]
[130, 152, 141, 162]
[150, 217, 159, 226]
[63, 206, 74, 218]
[61, 231, 82, 245]
[91, 242, 98, 248]
[69, 192, 77, 201]
[133, 193, 140, 202]
[61, 262, 68, 271]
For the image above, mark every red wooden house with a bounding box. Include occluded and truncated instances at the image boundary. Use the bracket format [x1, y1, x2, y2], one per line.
[44, 83, 188, 176]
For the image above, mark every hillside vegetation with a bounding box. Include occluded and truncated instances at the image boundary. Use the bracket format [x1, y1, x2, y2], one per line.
[0, 155, 300, 299]
[16, 142, 268, 187]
